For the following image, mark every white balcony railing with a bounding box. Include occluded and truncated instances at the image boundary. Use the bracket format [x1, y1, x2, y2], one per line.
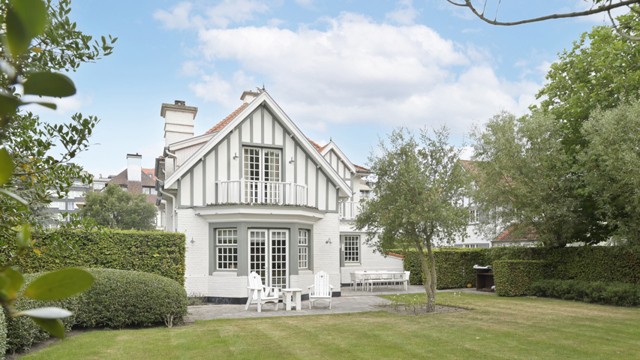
[215, 180, 308, 206]
[339, 201, 359, 220]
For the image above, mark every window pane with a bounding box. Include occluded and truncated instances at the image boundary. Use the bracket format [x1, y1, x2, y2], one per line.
[344, 235, 360, 263]
[216, 228, 238, 270]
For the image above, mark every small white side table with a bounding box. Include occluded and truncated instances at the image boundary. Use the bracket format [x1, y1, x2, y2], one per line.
[282, 288, 302, 311]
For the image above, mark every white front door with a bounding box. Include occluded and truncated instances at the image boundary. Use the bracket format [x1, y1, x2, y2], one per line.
[248, 229, 289, 288]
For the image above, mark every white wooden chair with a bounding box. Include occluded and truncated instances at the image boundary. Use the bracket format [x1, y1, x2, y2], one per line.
[245, 271, 280, 312]
[308, 271, 333, 309]
[401, 271, 410, 291]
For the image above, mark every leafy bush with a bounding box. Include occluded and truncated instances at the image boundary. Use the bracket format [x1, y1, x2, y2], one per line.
[531, 279, 640, 307]
[75, 269, 188, 329]
[403, 246, 640, 292]
[493, 260, 547, 296]
[4, 273, 81, 354]
[0, 308, 6, 358]
[0, 229, 185, 284]
[403, 249, 490, 289]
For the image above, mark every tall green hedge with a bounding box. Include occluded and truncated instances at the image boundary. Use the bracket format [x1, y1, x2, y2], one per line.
[493, 260, 547, 296]
[402, 246, 640, 290]
[403, 249, 485, 288]
[0, 229, 185, 284]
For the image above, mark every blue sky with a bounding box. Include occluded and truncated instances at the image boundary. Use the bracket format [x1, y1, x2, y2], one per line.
[31, 0, 613, 177]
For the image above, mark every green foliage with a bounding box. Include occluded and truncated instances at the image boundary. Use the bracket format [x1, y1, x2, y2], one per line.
[5, 269, 187, 354]
[493, 260, 547, 297]
[471, 111, 608, 246]
[0, 307, 6, 357]
[535, 10, 640, 151]
[402, 249, 485, 288]
[531, 279, 640, 307]
[5, 273, 80, 354]
[580, 99, 640, 244]
[75, 269, 188, 329]
[81, 184, 158, 230]
[356, 127, 471, 312]
[0, 229, 186, 284]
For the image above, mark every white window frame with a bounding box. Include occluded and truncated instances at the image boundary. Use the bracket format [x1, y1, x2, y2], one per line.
[216, 228, 238, 270]
[298, 229, 309, 269]
[343, 235, 360, 264]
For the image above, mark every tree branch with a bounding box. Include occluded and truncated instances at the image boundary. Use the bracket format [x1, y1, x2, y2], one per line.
[447, 0, 640, 26]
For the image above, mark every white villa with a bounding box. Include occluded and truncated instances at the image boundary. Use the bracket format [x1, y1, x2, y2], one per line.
[154, 89, 402, 302]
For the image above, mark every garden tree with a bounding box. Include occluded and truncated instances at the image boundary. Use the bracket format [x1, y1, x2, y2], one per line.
[355, 127, 470, 312]
[535, 10, 640, 152]
[0, 0, 115, 338]
[580, 99, 640, 245]
[470, 112, 612, 247]
[0, 0, 115, 238]
[81, 184, 157, 231]
[447, 0, 640, 28]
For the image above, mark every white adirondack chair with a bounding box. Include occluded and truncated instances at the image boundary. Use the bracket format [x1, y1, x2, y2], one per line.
[308, 271, 333, 309]
[402, 271, 411, 291]
[245, 271, 280, 312]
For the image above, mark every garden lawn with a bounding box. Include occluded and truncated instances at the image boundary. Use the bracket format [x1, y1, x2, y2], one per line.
[18, 292, 640, 359]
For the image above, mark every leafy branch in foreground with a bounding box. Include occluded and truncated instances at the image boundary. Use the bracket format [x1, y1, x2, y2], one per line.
[0, 0, 105, 338]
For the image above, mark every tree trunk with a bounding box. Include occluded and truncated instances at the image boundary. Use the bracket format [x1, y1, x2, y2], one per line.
[417, 243, 437, 312]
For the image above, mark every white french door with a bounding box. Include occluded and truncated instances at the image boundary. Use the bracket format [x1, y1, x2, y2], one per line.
[248, 229, 288, 288]
[243, 147, 282, 204]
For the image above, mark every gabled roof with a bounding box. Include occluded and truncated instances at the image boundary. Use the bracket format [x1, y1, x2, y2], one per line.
[164, 91, 352, 197]
[319, 140, 357, 174]
[205, 102, 249, 135]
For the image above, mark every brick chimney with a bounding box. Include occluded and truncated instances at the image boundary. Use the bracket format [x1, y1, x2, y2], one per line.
[161, 100, 198, 146]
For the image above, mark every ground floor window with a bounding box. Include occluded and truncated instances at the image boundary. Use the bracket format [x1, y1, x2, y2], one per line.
[216, 228, 238, 270]
[298, 229, 309, 269]
[342, 235, 360, 263]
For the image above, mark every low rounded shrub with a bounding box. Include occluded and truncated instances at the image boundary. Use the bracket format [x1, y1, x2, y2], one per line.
[75, 268, 188, 329]
[4, 273, 80, 354]
[493, 260, 548, 297]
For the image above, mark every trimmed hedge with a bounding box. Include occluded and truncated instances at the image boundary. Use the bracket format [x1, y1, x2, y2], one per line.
[5, 269, 188, 355]
[531, 279, 640, 307]
[493, 260, 547, 296]
[402, 246, 640, 290]
[0, 229, 185, 284]
[75, 268, 188, 329]
[403, 249, 485, 288]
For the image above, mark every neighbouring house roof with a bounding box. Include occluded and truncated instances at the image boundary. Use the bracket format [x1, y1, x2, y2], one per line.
[494, 224, 538, 243]
[142, 168, 157, 181]
[354, 164, 371, 174]
[163, 90, 352, 197]
[108, 169, 156, 188]
[107, 168, 157, 204]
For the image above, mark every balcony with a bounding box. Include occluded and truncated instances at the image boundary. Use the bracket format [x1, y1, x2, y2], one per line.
[215, 180, 308, 206]
[339, 200, 360, 220]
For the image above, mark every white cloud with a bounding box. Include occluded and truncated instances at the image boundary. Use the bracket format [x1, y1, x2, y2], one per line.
[166, 10, 540, 138]
[154, 0, 270, 30]
[153, 2, 196, 30]
[385, 0, 418, 25]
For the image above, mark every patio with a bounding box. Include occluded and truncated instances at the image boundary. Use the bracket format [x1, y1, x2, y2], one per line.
[186, 285, 466, 321]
